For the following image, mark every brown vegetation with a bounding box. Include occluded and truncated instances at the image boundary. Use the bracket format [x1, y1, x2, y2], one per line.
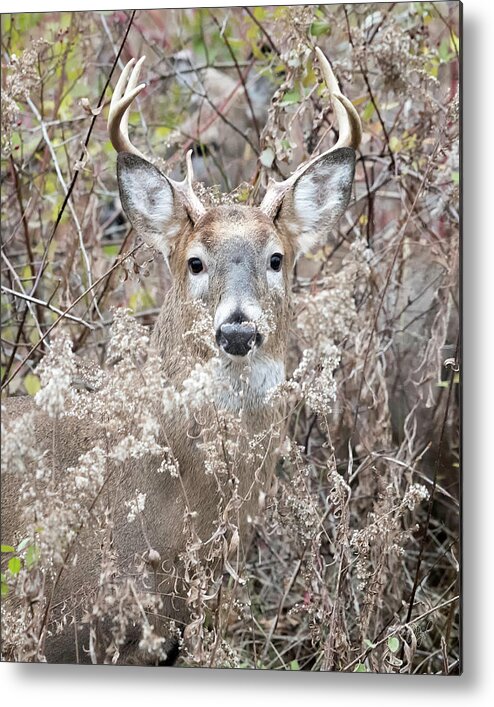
[1, 3, 460, 673]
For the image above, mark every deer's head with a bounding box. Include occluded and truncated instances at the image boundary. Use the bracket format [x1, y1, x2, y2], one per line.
[109, 50, 361, 365]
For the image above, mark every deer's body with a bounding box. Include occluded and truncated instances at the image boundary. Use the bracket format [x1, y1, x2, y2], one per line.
[2, 259, 282, 663]
[1, 49, 361, 664]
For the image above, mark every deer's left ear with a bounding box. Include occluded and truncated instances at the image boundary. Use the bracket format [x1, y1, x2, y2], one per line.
[275, 147, 356, 257]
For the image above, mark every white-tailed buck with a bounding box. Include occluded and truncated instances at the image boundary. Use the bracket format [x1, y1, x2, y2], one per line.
[1, 48, 361, 665]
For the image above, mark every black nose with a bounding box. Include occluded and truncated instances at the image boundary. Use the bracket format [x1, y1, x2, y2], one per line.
[216, 322, 260, 357]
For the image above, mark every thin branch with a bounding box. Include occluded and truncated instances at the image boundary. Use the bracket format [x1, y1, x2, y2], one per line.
[28, 10, 137, 302]
[1, 285, 94, 329]
[210, 11, 261, 141]
[352, 130, 444, 432]
[403, 334, 460, 625]
[27, 96, 100, 320]
[243, 7, 280, 55]
[1, 250, 44, 342]
[1, 243, 142, 391]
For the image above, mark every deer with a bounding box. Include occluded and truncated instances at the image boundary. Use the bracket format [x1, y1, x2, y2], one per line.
[1, 47, 361, 665]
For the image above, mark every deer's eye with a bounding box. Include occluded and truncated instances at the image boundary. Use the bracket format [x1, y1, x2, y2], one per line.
[188, 257, 204, 274]
[269, 253, 283, 272]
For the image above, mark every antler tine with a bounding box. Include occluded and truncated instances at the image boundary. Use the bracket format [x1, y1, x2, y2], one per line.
[314, 48, 362, 151]
[117, 56, 147, 149]
[108, 56, 147, 158]
[169, 149, 206, 221]
[260, 47, 361, 218]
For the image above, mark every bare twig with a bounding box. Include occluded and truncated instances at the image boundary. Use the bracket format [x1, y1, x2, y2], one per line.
[28, 10, 137, 300]
[1, 285, 94, 329]
[1, 243, 142, 391]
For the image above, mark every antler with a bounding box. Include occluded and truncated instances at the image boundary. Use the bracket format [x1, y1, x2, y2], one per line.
[260, 47, 362, 218]
[108, 56, 147, 158]
[108, 56, 205, 221]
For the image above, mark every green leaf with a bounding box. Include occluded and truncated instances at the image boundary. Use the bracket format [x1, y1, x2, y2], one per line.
[310, 20, 331, 37]
[24, 373, 41, 396]
[128, 289, 155, 313]
[364, 638, 376, 649]
[362, 102, 376, 122]
[354, 663, 367, 672]
[8, 556, 22, 575]
[387, 636, 400, 653]
[438, 38, 453, 63]
[103, 244, 120, 257]
[289, 659, 300, 670]
[250, 42, 267, 60]
[449, 31, 460, 55]
[279, 89, 301, 107]
[1, 545, 15, 553]
[1, 581, 8, 598]
[389, 136, 401, 153]
[235, 185, 251, 203]
[253, 6, 267, 21]
[228, 38, 245, 51]
[21, 264, 34, 283]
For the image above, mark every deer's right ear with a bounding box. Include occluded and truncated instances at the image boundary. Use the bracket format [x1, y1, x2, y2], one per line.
[117, 153, 189, 258]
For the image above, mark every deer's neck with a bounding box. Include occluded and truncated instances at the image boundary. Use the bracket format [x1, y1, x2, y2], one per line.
[214, 355, 285, 412]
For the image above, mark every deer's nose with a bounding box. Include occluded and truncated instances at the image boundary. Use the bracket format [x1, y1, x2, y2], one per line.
[216, 322, 261, 357]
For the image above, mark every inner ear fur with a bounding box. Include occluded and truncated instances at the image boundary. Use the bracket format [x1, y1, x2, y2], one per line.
[276, 147, 356, 256]
[117, 152, 190, 258]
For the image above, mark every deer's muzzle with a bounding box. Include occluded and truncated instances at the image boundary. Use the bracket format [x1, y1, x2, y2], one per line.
[216, 322, 262, 357]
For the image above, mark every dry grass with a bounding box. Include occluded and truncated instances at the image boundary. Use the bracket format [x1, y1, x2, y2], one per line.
[1, 3, 460, 673]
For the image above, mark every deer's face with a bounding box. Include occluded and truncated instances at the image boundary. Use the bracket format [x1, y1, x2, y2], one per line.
[173, 206, 293, 358]
[117, 147, 355, 362]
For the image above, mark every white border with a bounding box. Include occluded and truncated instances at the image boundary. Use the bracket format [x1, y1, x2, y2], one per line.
[2, 0, 494, 703]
